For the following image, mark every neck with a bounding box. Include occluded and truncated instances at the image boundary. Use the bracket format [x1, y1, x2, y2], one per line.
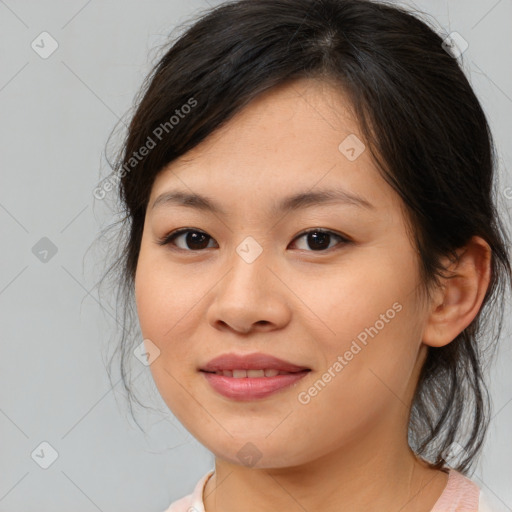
[203, 418, 448, 512]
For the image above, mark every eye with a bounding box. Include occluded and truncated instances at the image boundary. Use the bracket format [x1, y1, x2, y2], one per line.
[289, 229, 351, 252]
[157, 228, 217, 251]
[156, 228, 351, 253]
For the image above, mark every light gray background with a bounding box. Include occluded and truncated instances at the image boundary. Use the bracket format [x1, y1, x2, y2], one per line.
[1, 1, 511, 511]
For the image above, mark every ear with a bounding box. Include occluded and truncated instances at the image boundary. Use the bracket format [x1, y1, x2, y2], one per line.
[422, 236, 492, 348]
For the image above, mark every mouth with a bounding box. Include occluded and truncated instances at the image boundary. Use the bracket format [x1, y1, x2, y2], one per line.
[201, 369, 308, 378]
[199, 352, 311, 400]
[199, 352, 311, 374]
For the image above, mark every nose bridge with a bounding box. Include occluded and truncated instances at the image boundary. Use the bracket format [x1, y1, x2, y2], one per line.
[224, 234, 271, 298]
[207, 234, 290, 332]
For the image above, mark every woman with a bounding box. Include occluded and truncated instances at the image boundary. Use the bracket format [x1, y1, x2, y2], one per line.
[99, 0, 512, 509]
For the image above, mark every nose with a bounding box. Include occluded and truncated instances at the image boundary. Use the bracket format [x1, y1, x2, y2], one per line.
[206, 244, 292, 335]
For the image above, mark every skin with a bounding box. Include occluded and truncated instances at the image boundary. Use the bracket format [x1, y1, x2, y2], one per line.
[134, 77, 492, 511]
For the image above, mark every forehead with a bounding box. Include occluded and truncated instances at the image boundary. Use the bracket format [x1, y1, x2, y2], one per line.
[149, 78, 395, 214]
[180, 77, 361, 161]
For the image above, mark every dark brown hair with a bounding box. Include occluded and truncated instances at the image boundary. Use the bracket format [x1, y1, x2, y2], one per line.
[94, 0, 512, 474]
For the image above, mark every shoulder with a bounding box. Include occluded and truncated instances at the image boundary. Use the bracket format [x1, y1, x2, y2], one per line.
[430, 468, 480, 511]
[479, 491, 493, 512]
[478, 486, 509, 512]
[162, 470, 214, 512]
[431, 468, 504, 512]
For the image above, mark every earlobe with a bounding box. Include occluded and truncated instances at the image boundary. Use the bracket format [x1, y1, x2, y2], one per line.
[422, 236, 492, 348]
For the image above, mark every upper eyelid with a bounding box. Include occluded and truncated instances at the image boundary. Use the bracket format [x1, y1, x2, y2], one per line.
[159, 227, 349, 249]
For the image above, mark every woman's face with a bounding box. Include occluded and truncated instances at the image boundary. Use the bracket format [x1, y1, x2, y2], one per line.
[134, 78, 432, 468]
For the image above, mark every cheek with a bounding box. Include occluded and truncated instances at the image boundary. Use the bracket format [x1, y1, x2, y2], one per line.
[290, 300, 422, 458]
[134, 250, 209, 403]
[134, 259, 198, 420]
[134, 250, 198, 342]
[291, 249, 423, 395]
[291, 248, 418, 342]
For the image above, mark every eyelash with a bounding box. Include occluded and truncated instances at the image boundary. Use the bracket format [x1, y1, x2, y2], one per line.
[156, 228, 352, 254]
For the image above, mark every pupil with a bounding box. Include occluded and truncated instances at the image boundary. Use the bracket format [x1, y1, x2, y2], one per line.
[187, 231, 209, 250]
[183, 231, 331, 251]
[308, 232, 329, 250]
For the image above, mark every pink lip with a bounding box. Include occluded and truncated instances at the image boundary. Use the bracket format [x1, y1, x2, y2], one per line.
[200, 352, 310, 373]
[200, 352, 310, 401]
[202, 372, 309, 400]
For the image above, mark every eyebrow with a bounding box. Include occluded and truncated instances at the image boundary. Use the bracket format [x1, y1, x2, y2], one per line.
[151, 187, 374, 216]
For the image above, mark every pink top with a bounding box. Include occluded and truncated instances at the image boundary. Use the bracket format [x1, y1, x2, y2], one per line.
[163, 467, 494, 511]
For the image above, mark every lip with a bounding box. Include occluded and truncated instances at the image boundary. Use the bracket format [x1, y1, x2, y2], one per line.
[200, 352, 310, 373]
[199, 352, 311, 401]
[202, 372, 309, 400]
